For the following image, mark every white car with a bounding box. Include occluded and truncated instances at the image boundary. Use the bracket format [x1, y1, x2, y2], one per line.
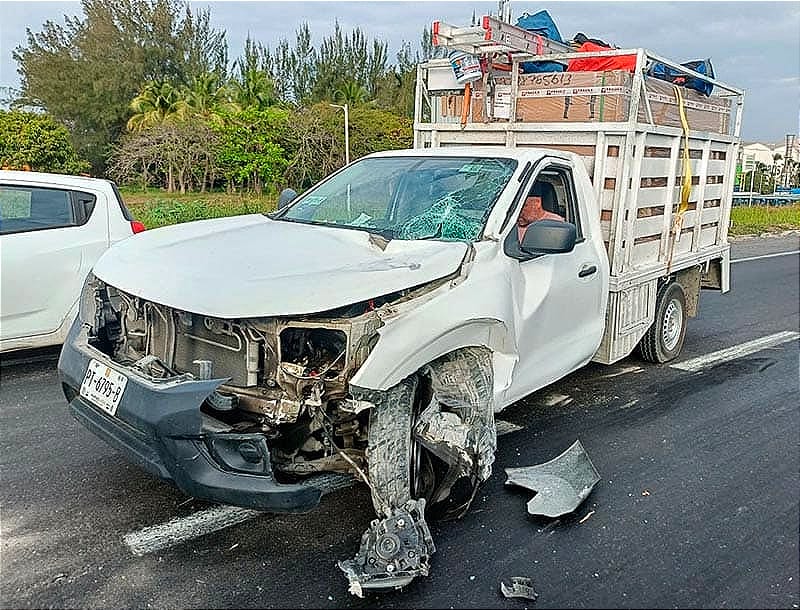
[0, 170, 143, 352]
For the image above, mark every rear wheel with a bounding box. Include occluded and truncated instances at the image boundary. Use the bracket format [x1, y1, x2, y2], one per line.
[639, 281, 687, 363]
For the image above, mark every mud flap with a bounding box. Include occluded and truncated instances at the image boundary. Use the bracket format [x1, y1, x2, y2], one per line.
[337, 499, 435, 598]
[505, 440, 600, 517]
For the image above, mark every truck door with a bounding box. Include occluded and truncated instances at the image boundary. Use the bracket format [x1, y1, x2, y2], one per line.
[503, 161, 608, 403]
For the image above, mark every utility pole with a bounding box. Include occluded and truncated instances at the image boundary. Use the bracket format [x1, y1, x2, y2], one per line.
[782, 133, 796, 189]
[329, 103, 350, 165]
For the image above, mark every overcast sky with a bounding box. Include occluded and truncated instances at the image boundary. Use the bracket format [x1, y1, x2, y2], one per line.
[0, 1, 797, 142]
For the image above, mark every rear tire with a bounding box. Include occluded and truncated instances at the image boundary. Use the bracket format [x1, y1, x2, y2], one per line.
[639, 281, 687, 363]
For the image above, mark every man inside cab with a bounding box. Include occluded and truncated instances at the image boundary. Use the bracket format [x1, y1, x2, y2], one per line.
[517, 181, 565, 242]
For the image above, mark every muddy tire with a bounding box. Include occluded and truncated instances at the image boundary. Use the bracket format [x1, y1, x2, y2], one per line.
[366, 376, 418, 513]
[639, 281, 687, 363]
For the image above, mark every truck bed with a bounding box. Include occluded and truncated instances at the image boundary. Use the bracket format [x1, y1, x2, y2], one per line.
[413, 48, 744, 363]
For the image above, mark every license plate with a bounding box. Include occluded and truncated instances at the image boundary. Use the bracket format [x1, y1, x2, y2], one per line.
[79, 358, 128, 416]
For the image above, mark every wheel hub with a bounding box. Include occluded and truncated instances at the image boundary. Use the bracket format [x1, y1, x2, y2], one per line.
[662, 298, 683, 351]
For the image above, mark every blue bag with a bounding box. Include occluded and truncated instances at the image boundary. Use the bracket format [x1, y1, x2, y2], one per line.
[648, 59, 715, 96]
[516, 10, 566, 73]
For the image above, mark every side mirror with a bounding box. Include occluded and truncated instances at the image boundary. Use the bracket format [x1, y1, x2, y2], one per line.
[277, 188, 298, 210]
[520, 219, 577, 255]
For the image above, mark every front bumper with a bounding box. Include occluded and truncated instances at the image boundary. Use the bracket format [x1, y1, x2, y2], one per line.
[58, 318, 324, 512]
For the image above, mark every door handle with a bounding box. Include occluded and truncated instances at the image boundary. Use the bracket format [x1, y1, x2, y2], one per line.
[578, 264, 597, 278]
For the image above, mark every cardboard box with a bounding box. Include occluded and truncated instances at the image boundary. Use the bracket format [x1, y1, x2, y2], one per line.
[437, 70, 731, 134]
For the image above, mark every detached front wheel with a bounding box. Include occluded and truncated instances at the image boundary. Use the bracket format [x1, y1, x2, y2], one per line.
[639, 281, 687, 363]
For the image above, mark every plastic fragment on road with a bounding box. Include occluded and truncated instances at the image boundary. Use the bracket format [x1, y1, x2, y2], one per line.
[338, 499, 435, 597]
[500, 576, 539, 600]
[505, 439, 601, 517]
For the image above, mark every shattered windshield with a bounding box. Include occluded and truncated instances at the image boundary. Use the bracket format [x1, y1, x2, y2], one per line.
[278, 156, 517, 241]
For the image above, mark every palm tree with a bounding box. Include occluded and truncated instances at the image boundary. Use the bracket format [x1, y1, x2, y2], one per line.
[127, 81, 191, 132]
[185, 73, 240, 121]
[332, 80, 371, 106]
[233, 68, 276, 110]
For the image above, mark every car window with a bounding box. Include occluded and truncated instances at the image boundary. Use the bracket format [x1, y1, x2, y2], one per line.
[278, 156, 518, 242]
[0, 186, 76, 235]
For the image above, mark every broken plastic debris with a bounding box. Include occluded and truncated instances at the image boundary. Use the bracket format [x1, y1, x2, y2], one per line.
[505, 440, 601, 517]
[338, 499, 435, 597]
[578, 510, 595, 524]
[500, 576, 538, 600]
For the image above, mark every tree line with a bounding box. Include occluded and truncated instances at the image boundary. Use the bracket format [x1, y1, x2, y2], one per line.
[3, 0, 437, 192]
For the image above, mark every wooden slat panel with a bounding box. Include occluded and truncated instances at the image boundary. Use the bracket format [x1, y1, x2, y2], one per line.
[632, 187, 674, 207]
[707, 159, 727, 176]
[703, 183, 724, 199]
[634, 216, 665, 237]
[631, 240, 661, 264]
[639, 158, 675, 177]
[601, 219, 611, 241]
[700, 226, 718, 248]
[701, 207, 721, 223]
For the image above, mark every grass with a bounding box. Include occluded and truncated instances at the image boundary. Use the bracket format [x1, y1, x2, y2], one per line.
[729, 204, 800, 236]
[120, 188, 278, 229]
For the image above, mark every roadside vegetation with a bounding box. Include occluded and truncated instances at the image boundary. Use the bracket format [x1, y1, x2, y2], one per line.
[1, 0, 435, 195]
[121, 189, 276, 229]
[3, 0, 798, 236]
[729, 204, 800, 236]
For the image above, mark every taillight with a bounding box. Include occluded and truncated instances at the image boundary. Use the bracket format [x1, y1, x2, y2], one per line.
[130, 220, 146, 234]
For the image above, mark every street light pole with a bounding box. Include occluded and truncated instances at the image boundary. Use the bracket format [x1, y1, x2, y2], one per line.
[329, 103, 350, 165]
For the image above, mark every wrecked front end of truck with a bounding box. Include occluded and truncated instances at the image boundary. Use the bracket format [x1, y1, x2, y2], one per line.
[59, 270, 497, 592]
[58, 151, 527, 594]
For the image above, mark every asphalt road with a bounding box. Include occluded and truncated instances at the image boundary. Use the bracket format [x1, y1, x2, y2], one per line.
[1, 235, 798, 609]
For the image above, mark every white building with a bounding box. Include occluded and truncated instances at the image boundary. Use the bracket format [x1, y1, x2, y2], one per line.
[741, 142, 777, 169]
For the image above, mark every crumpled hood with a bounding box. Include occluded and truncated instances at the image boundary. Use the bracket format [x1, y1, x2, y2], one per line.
[93, 214, 468, 318]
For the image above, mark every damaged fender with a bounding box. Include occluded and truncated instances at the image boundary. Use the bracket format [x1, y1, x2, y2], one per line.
[414, 346, 497, 520]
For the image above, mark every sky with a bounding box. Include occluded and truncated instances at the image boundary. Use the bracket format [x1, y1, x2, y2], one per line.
[0, 0, 798, 142]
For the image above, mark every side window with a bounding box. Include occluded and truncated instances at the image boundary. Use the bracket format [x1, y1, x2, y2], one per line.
[0, 186, 96, 235]
[516, 166, 583, 241]
[72, 190, 97, 225]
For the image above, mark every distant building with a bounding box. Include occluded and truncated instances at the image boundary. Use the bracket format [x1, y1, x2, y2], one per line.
[741, 143, 775, 169]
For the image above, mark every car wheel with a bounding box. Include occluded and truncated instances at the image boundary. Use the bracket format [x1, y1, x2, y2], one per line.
[639, 281, 687, 363]
[366, 376, 420, 512]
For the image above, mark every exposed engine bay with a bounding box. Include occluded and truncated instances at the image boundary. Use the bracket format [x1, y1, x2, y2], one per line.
[81, 274, 503, 596]
[84, 275, 404, 480]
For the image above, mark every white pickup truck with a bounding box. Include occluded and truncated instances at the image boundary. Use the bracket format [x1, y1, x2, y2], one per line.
[58, 45, 743, 594]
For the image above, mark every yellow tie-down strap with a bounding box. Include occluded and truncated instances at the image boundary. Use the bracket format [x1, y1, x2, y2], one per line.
[667, 84, 692, 273]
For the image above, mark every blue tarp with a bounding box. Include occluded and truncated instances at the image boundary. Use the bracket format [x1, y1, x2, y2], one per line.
[648, 59, 715, 96]
[516, 10, 565, 73]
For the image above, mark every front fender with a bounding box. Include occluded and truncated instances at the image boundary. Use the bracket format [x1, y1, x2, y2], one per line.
[349, 317, 518, 399]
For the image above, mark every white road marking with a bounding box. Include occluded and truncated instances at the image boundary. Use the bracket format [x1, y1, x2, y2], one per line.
[543, 392, 573, 406]
[123, 473, 354, 556]
[731, 250, 799, 264]
[671, 331, 800, 372]
[600, 365, 644, 378]
[496, 420, 524, 436]
[124, 505, 263, 557]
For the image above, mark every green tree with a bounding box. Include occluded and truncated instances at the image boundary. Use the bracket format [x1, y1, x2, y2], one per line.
[282, 104, 411, 188]
[0, 110, 89, 174]
[13, 0, 228, 171]
[109, 120, 220, 192]
[127, 81, 191, 132]
[312, 22, 388, 103]
[333, 80, 371, 106]
[215, 108, 290, 194]
[185, 72, 239, 121]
